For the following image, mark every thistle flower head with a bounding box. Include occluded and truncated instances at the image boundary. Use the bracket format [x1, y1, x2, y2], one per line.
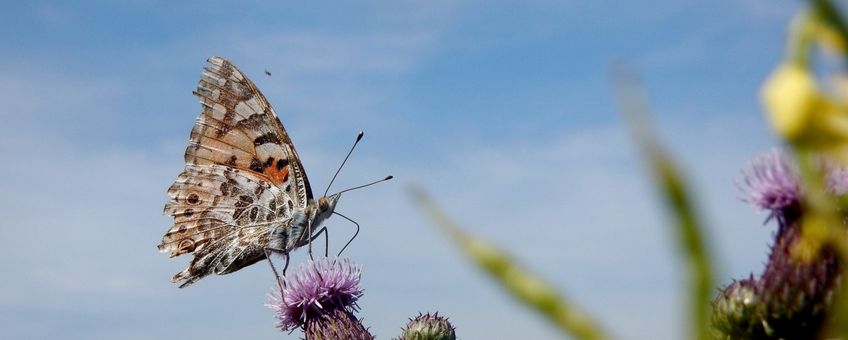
[739, 149, 801, 212]
[716, 152, 846, 339]
[739, 149, 848, 215]
[397, 312, 456, 340]
[267, 257, 364, 331]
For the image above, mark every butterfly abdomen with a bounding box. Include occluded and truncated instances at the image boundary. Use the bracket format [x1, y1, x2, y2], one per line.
[268, 208, 313, 252]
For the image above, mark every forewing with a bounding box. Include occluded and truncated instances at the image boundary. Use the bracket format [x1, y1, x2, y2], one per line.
[186, 56, 312, 206]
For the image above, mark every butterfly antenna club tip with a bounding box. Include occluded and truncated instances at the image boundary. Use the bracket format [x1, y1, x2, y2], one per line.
[325, 130, 366, 196]
[335, 175, 393, 195]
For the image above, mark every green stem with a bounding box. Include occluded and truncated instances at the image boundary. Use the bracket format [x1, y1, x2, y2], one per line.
[410, 188, 610, 340]
[612, 67, 715, 340]
[794, 147, 848, 338]
[787, 11, 814, 67]
[812, 0, 848, 63]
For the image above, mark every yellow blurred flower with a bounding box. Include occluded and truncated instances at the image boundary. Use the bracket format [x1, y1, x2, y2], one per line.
[762, 63, 848, 159]
[762, 64, 822, 141]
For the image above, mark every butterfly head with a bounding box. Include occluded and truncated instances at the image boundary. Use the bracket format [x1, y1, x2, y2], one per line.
[316, 193, 341, 220]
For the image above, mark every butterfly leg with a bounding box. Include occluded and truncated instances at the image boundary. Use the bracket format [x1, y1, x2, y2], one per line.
[306, 222, 330, 259]
[333, 212, 360, 257]
[307, 221, 314, 260]
[264, 247, 290, 292]
[308, 226, 329, 258]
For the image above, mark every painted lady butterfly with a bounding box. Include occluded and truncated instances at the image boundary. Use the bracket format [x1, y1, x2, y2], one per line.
[158, 57, 344, 288]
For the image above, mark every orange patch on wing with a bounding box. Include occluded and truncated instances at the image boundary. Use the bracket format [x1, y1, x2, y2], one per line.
[264, 166, 289, 185]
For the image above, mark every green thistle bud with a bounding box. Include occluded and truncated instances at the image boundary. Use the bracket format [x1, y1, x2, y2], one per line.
[711, 278, 766, 338]
[397, 312, 456, 340]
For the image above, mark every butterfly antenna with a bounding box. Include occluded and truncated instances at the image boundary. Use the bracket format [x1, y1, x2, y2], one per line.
[334, 175, 393, 195]
[324, 130, 365, 197]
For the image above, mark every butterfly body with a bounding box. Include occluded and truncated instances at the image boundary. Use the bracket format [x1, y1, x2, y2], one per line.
[269, 194, 340, 252]
[158, 57, 338, 288]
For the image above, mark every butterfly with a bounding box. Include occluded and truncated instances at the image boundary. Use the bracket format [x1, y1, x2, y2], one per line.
[158, 56, 342, 288]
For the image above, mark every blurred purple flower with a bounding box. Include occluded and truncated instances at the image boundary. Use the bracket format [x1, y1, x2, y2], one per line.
[739, 149, 801, 213]
[267, 257, 364, 332]
[714, 149, 847, 338]
[739, 149, 848, 217]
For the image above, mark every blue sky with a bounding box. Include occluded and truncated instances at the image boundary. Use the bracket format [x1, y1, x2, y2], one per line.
[1, 1, 799, 339]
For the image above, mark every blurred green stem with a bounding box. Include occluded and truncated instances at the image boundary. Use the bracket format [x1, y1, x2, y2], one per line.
[812, 0, 848, 59]
[794, 128, 848, 339]
[410, 188, 609, 340]
[612, 66, 715, 340]
[784, 1, 848, 336]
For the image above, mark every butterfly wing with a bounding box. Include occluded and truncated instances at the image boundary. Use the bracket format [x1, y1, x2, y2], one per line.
[186, 56, 312, 203]
[159, 57, 311, 287]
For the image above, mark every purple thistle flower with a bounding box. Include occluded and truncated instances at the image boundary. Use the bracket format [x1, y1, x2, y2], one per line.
[713, 149, 848, 338]
[739, 149, 848, 221]
[739, 149, 801, 213]
[266, 257, 366, 333]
